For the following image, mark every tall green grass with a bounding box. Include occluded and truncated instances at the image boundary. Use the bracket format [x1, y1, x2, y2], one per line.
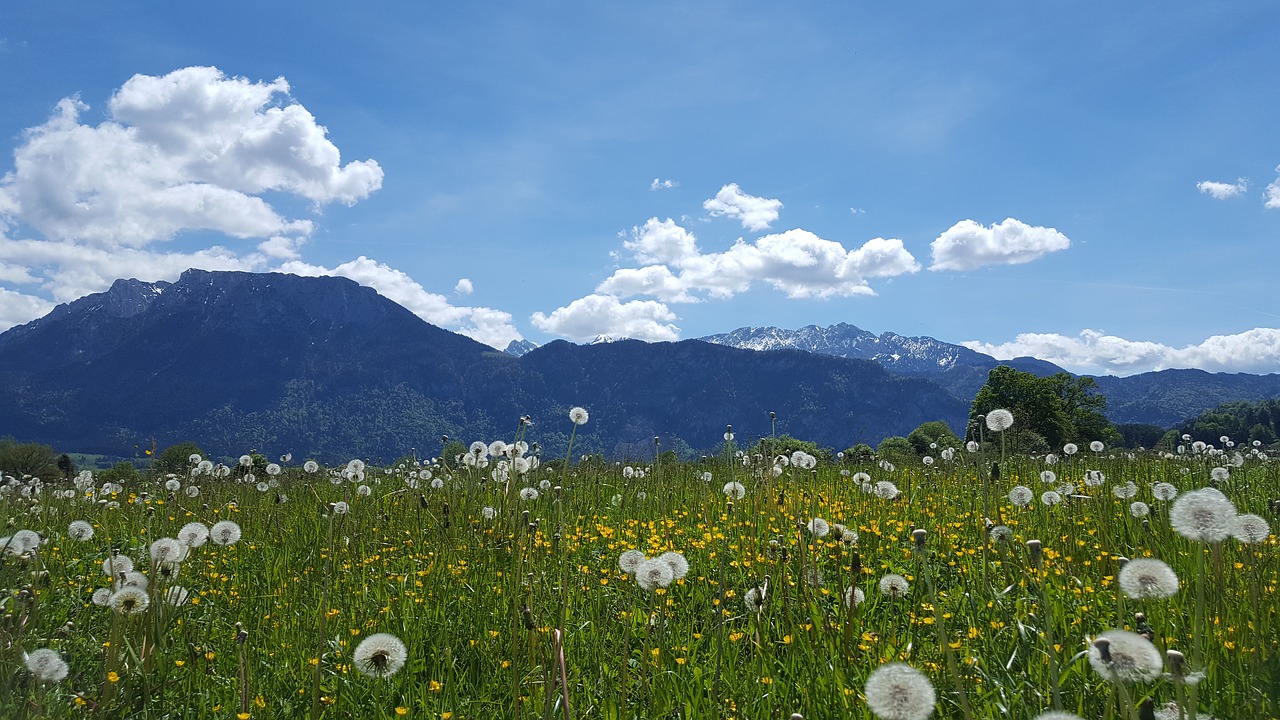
[1, 443, 1275, 719]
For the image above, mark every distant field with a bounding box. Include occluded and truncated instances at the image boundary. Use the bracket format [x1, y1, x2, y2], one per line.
[2, 436, 1276, 719]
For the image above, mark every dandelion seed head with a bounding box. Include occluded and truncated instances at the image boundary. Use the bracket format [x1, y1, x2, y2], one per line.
[68, 520, 94, 541]
[1040, 491, 1062, 507]
[1170, 488, 1237, 542]
[1117, 558, 1180, 599]
[619, 549, 647, 574]
[1039, 470, 1056, 484]
[569, 406, 589, 425]
[353, 633, 408, 678]
[635, 557, 674, 591]
[109, 586, 150, 615]
[986, 409, 1014, 432]
[807, 517, 830, 538]
[1129, 501, 1150, 518]
[874, 481, 900, 500]
[745, 585, 766, 612]
[1231, 514, 1270, 544]
[844, 585, 865, 608]
[1088, 629, 1163, 683]
[658, 551, 689, 580]
[1009, 486, 1033, 508]
[519, 487, 539, 501]
[103, 555, 134, 576]
[879, 574, 910, 599]
[864, 663, 936, 720]
[1113, 481, 1138, 499]
[210, 520, 242, 546]
[1063, 443, 1078, 455]
[722, 481, 746, 500]
[150, 537, 184, 564]
[24, 648, 69, 684]
[1090, 441, 1104, 452]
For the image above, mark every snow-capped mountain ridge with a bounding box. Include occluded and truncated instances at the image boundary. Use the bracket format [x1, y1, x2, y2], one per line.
[699, 323, 995, 374]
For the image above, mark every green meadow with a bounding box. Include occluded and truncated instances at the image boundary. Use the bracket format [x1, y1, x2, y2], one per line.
[2, 420, 1276, 720]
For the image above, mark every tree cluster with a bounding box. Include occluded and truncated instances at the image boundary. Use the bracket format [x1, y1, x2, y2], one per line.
[968, 366, 1121, 452]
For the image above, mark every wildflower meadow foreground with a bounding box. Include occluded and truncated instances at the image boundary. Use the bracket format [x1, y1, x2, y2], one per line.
[1, 411, 1277, 719]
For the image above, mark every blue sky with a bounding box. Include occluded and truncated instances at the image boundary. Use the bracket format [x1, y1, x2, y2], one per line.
[1, 2, 1278, 375]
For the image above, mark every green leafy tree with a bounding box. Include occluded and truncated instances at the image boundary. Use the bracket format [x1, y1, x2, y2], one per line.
[970, 366, 1119, 450]
[99, 461, 141, 485]
[0, 438, 63, 479]
[876, 436, 914, 462]
[840, 443, 875, 463]
[906, 421, 962, 456]
[152, 441, 206, 476]
[752, 435, 832, 463]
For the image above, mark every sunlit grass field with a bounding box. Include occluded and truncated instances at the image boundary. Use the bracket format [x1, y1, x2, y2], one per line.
[2, 426, 1277, 719]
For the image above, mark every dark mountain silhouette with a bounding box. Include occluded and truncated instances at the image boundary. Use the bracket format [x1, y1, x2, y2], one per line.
[0, 270, 966, 461]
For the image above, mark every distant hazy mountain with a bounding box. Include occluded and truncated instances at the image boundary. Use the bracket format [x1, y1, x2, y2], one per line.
[0, 270, 966, 460]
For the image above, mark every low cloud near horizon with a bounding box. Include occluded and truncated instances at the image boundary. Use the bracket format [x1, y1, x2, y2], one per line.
[964, 328, 1280, 376]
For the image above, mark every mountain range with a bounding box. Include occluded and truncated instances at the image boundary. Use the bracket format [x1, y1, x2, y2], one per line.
[2, 269, 1278, 461]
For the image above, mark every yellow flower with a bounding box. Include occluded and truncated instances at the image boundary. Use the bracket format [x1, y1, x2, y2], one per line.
[107, 671, 120, 683]
[254, 695, 265, 708]
[395, 708, 409, 716]
[430, 680, 443, 692]
[237, 714, 251, 720]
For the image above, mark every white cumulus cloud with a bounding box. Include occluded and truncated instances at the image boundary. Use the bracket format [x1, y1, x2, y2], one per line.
[703, 183, 782, 232]
[1266, 166, 1280, 209]
[650, 178, 677, 190]
[601, 218, 920, 304]
[454, 278, 474, 295]
[0, 67, 509, 346]
[280, 257, 520, 349]
[1196, 178, 1247, 200]
[963, 328, 1280, 375]
[929, 218, 1070, 271]
[530, 294, 679, 342]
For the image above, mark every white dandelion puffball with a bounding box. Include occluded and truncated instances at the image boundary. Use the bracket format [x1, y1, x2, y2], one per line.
[722, 481, 746, 500]
[879, 574, 910, 599]
[619, 550, 647, 574]
[965, 441, 979, 453]
[1040, 491, 1062, 507]
[658, 551, 689, 580]
[165, 585, 191, 606]
[986, 409, 1014, 432]
[353, 632, 408, 678]
[178, 522, 209, 547]
[1039, 470, 1057, 484]
[1088, 629, 1163, 683]
[332, 501, 350, 515]
[110, 587, 151, 615]
[1170, 487, 1237, 542]
[68, 520, 94, 541]
[1113, 482, 1138, 499]
[1152, 482, 1178, 501]
[24, 648, 69, 684]
[481, 506, 497, 520]
[210, 520, 242, 546]
[808, 517, 831, 538]
[1032, 712, 1084, 720]
[844, 585, 865, 609]
[864, 662, 936, 720]
[1090, 441, 1105, 452]
[635, 557, 674, 591]
[1129, 501, 1150, 518]
[103, 555, 134, 576]
[744, 585, 765, 612]
[1062, 443, 1078, 455]
[1009, 486, 1033, 508]
[303, 460, 320, 473]
[874, 481, 900, 500]
[1118, 558, 1180, 599]
[569, 406, 589, 425]
[519, 487, 539, 501]
[1231, 514, 1271, 544]
[1210, 466, 1230, 483]
[150, 537, 185, 564]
